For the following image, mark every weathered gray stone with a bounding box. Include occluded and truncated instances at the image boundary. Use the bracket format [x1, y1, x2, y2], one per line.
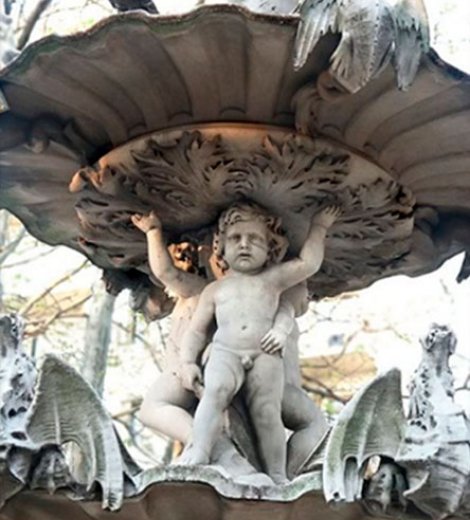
[0, 5, 469, 308]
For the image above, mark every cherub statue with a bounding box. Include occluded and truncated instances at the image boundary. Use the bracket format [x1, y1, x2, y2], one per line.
[179, 202, 340, 483]
[131, 211, 206, 448]
[131, 209, 307, 479]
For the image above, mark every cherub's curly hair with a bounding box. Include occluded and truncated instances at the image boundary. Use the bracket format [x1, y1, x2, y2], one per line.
[213, 202, 289, 272]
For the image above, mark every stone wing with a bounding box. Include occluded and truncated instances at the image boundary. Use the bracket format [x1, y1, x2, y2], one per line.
[25, 355, 136, 511]
[294, 0, 340, 70]
[393, 0, 430, 89]
[323, 369, 405, 503]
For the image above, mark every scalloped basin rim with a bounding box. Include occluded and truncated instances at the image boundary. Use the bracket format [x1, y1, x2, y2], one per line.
[0, 5, 299, 80]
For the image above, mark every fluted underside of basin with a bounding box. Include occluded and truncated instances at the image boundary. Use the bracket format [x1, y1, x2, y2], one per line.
[311, 55, 470, 212]
[1, 5, 470, 301]
[1, 7, 331, 155]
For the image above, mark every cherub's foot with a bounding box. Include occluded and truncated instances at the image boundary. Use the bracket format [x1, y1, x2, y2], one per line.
[176, 444, 210, 466]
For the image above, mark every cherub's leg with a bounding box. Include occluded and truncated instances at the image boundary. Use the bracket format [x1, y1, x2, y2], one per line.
[181, 350, 244, 465]
[282, 326, 329, 476]
[245, 353, 286, 483]
[137, 371, 196, 444]
[282, 383, 329, 478]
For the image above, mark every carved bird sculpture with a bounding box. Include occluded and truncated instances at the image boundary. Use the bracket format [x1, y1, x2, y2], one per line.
[108, 0, 158, 14]
[294, 0, 430, 92]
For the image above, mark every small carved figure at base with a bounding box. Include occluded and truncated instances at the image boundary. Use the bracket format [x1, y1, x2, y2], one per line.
[396, 324, 470, 520]
[131, 211, 207, 448]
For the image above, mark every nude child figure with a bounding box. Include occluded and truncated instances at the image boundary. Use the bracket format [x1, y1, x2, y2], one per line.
[179, 203, 340, 483]
[131, 211, 206, 445]
[131, 210, 298, 474]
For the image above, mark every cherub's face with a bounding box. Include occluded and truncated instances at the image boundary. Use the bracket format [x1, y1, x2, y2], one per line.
[168, 242, 198, 273]
[223, 220, 269, 273]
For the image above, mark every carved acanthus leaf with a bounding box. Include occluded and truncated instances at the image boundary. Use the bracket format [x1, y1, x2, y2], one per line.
[131, 132, 231, 213]
[231, 135, 349, 213]
[396, 325, 470, 520]
[70, 128, 415, 304]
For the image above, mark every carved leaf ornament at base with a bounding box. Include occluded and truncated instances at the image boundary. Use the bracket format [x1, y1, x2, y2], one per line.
[1, 316, 470, 520]
[70, 125, 415, 299]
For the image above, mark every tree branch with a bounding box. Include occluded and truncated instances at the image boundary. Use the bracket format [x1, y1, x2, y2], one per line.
[302, 373, 348, 404]
[1, 247, 54, 268]
[26, 293, 92, 337]
[20, 260, 88, 315]
[0, 227, 27, 264]
[112, 318, 163, 371]
[112, 402, 141, 420]
[2, 0, 15, 16]
[114, 415, 161, 464]
[303, 385, 347, 404]
[17, 0, 54, 50]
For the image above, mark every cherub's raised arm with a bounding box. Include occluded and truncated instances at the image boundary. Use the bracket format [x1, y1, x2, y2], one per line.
[132, 211, 206, 298]
[271, 206, 341, 291]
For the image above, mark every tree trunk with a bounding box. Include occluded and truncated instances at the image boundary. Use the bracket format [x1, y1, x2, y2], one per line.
[81, 280, 116, 397]
[0, 211, 26, 311]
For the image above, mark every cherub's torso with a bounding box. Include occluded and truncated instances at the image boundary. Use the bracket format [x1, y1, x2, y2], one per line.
[212, 271, 280, 358]
[167, 293, 205, 369]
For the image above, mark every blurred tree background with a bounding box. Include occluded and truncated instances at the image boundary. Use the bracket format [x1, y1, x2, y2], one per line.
[1, 0, 469, 465]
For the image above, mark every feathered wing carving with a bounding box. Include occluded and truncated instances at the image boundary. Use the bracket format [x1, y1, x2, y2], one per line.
[0, 318, 141, 510]
[323, 369, 405, 503]
[294, 0, 430, 92]
[0, 316, 76, 507]
[396, 325, 470, 519]
[393, 0, 430, 90]
[25, 355, 137, 511]
[294, 0, 340, 72]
